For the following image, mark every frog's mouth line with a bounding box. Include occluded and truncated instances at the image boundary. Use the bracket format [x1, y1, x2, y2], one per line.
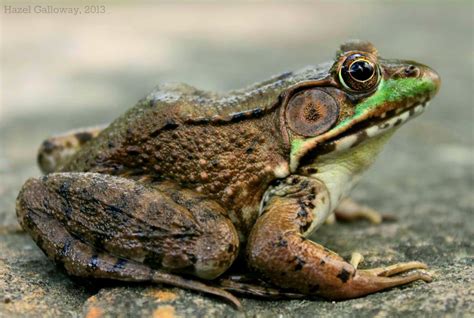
[319, 101, 429, 154]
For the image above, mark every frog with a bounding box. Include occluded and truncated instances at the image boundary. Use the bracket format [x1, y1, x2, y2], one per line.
[16, 41, 440, 309]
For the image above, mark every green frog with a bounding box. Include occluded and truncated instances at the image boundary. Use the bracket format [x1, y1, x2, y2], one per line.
[17, 41, 440, 309]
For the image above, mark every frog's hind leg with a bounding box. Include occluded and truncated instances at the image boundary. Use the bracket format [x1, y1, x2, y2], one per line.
[38, 125, 106, 174]
[217, 274, 306, 299]
[18, 204, 241, 308]
[16, 172, 241, 308]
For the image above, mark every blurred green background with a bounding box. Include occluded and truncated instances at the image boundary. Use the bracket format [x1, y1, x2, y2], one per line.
[1, 1, 473, 317]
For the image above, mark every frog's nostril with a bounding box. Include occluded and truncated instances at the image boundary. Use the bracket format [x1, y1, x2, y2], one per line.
[404, 65, 419, 77]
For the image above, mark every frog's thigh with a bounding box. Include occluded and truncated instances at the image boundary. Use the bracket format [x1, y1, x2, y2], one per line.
[16, 172, 239, 280]
[247, 175, 431, 300]
[38, 125, 106, 174]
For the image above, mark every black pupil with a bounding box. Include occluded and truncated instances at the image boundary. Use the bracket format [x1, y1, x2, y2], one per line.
[349, 60, 374, 81]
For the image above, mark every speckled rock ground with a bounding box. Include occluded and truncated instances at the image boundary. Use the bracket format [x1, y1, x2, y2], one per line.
[1, 2, 473, 317]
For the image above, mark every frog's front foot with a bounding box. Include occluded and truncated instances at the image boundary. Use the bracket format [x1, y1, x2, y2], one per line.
[334, 198, 396, 224]
[247, 176, 431, 300]
[358, 261, 431, 278]
[347, 253, 431, 283]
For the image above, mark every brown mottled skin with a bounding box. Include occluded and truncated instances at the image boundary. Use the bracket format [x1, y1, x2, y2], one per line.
[17, 41, 440, 309]
[61, 85, 289, 234]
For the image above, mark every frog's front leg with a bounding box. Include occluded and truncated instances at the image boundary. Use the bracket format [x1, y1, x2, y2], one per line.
[16, 172, 241, 307]
[247, 176, 432, 300]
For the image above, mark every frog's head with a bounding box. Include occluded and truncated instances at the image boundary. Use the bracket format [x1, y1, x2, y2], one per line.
[282, 40, 440, 172]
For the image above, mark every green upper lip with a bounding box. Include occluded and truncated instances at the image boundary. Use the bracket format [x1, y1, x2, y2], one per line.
[335, 76, 438, 130]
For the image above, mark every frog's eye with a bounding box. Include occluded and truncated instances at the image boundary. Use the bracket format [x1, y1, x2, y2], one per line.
[285, 89, 339, 137]
[339, 54, 379, 92]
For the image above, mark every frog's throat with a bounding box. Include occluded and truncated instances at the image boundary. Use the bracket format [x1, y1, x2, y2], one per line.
[289, 77, 436, 172]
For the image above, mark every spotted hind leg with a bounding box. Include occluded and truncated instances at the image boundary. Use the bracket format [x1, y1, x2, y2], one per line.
[19, 204, 241, 308]
[16, 172, 241, 308]
[37, 125, 106, 173]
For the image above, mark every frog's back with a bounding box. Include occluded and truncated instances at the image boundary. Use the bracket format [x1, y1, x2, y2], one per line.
[59, 63, 331, 220]
[59, 78, 296, 232]
[62, 62, 332, 174]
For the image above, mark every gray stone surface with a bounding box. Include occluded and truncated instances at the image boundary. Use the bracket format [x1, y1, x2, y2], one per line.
[1, 2, 473, 317]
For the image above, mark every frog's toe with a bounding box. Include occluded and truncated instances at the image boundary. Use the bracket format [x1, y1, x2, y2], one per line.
[334, 261, 432, 299]
[359, 261, 430, 278]
[217, 274, 306, 299]
[334, 198, 397, 224]
[325, 266, 432, 300]
[350, 252, 365, 269]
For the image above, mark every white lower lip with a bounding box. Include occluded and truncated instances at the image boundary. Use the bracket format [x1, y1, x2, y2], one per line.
[328, 102, 429, 152]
